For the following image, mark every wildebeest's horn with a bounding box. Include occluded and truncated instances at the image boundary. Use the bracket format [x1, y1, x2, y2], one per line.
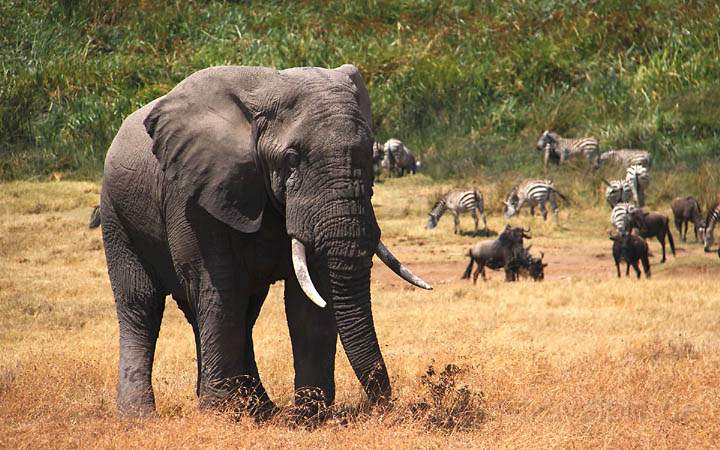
[376, 241, 433, 290]
[291, 239, 327, 308]
[540, 251, 545, 259]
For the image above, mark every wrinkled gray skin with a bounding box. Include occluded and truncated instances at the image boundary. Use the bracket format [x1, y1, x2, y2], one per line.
[96, 65, 418, 418]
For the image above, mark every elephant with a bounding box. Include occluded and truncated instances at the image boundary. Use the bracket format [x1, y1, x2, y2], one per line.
[91, 64, 432, 419]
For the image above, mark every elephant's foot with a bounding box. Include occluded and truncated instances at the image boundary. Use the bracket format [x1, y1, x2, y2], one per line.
[117, 385, 157, 418]
[199, 375, 277, 421]
[291, 387, 333, 426]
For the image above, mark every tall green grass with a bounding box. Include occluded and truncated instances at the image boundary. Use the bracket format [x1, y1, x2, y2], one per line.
[2, 0, 719, 181]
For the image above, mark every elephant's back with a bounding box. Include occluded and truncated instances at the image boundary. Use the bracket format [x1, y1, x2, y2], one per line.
[102, 99, 168, 245]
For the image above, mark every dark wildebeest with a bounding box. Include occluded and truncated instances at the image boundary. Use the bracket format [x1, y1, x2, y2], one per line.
[462, 225, 530, 283]
[671, 196, 705, 242]
[507, 246, 547, 281]
[610, 232, 651, 279]
[628, 208, 676, 263]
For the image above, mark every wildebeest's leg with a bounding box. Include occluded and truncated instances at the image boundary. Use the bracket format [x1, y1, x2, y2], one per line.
[641, 253, 651, 278]
[658, 230, 666, 263]
[676, 218, 685, 242]
[625, 262, 631, 277]
[462, 256, 474, 279]
[452, 211, 460, 234]
[631, 260, 641, 279]
[615, 258, 621, 278]
[472, 263, 483, 284]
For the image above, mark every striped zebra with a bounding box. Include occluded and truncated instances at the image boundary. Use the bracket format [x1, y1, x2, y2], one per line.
[599, 149, 651, 169]
[625, 164, 650, 207]
[703, 203, 719, 252]
[382, 138, 417, 176]
[503, 180, 568, 221]
[426, 189, 487, 235]
[536, 130, 600, 169]
[610, 202, 636, 235]
[602, 178, 631, 208]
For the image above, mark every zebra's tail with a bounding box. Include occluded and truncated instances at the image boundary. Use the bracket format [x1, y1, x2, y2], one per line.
[666, 219, 676, 256]
[88, 205, 101, 229]
[552, 188, 570, 205]
[462, 252, 474, 279]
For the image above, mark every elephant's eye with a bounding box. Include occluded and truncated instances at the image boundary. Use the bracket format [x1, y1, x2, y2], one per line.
[285, 149, 300, 169]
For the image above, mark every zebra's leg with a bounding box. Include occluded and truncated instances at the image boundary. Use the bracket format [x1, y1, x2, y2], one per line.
[453, 211, 460, 234]
[471, 210, 479, 235]
[539, 202, 548, 221]
[530, 205, 535, 216]
[481, 211, 488, 235]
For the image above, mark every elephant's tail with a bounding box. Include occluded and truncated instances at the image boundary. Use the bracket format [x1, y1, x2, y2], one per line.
[88, 205, 101, 229]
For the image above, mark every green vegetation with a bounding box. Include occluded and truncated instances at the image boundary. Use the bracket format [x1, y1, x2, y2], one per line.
[2, 0, 720, 180]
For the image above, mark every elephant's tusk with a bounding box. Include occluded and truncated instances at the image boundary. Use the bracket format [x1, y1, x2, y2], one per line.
[291, 239, 327, 308]
[375, 241, 433, 290]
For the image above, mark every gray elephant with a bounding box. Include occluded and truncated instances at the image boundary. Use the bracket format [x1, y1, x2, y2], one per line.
[91, 64, 431, 418]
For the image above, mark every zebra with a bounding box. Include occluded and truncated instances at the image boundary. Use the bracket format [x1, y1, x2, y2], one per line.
[601, 178, 631, 208]
[382, 138, 417, 176]
[503, 180, 569, 221]
[610, 202, 636, 235]
[426, 189, 488, 235]
[599, 149, 651, 169]
[536, 130, 600, 169]
[703, 203, 720, 252]
[625, 164, 650, 207]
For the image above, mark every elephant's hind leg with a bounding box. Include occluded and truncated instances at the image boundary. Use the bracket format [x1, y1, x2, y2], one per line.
[102, 205, 166, 417]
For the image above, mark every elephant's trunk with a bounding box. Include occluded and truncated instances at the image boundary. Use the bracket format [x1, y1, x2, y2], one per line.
[328, 258, 390, 403]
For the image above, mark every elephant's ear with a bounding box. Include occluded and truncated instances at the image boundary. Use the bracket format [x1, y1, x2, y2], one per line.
[337, 64, 373, 129]
[144, 68, 267, 233]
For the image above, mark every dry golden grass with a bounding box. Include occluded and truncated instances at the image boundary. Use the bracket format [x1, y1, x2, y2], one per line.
[2, 178, 720, 448]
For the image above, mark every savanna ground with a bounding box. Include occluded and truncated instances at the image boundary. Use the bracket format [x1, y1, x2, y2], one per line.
[1, 176, 719, 448]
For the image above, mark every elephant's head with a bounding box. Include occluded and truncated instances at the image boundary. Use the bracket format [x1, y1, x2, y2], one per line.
[143, 64, 431, 404]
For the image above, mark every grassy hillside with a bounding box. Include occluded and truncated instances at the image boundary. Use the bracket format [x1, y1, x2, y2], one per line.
[2, 0, 720, 180]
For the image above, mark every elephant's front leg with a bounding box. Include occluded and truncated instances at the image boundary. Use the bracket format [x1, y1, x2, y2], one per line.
[196, 273, 272, 416]
[284, 275, 337, 416]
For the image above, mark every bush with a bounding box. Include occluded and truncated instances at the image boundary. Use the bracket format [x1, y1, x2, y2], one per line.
[1, 0, 719, 180]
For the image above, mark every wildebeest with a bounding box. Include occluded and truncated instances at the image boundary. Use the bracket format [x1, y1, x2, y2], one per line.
[671, 196, 705, 242]
[628, 209, 676, 263]
[382, 138, 417, 176]
[462, 225, 530, 283]
[610, 233, 651, 279]
[507, 245, 547, 281]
